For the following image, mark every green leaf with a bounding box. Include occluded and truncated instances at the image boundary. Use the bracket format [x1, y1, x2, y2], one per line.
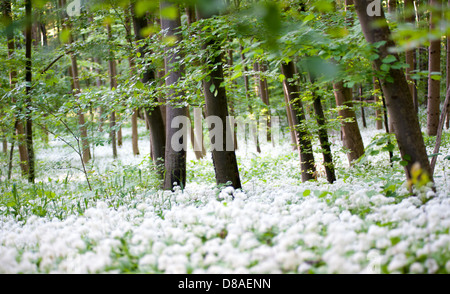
[368, 53, 380, 61]
[380, 63, 390, 72]
[399, 160, 409, 166]
[382, 55, 397, 64]
[303, 189, 311, 197]
[209, 83, 215, 93]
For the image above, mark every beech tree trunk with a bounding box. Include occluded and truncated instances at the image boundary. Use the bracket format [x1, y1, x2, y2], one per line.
[427, 0, 442, 136]
[70, 54, 91, 164]
[60, 0, 91, 164]
[3, 0, 29, 176]
[131, 108, 140, 155]
[160, 2, 188, 190]
[373, 76, 383, 130]
[354, 0, 433, 184]
[333, 81, 365, 164]
[25, 0, 35, 182]
[107, 23, 118, 159]
[132, 4, 166, 178]
[256, 62, 271, 142]
[199, 8, 242, 189]
[313, 92, 336, 183]
[281, 61, 316, 182]
[240, 44, 261, 153]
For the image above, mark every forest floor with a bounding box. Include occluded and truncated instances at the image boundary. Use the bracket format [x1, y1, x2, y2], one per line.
[1, 109, 450, 274]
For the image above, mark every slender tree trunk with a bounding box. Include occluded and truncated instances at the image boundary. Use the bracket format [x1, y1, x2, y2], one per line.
[107, 24, 118, 159]
[93, 57, 105, 132]
[160, 2, 188, 190]
[184, 6, 206, 159]
[3, 0, 29, 176]
[239, 44, 260, 153]
[131, 108, 140, 155]
[354, 0, 433, 185]
[333, 81, 365, 164]
[281, 61, 316, 182]
[71, 54, 91, 163]
[132, 4, 166, 178]
[284, 93, 297, 150]
[427, 0, 442, 136]
[25, 0, 35, 182]
[359, 85, 367, 128]
[312, 91, 336, 183]
[227, 48, 239, 151]
[199, 8, 242, 189]
[117, 116, 123, 147]
[256, 62, 271, 142]
[373, 76, 383, 130]
[124, 7, 140, 155]
[61, 0, 90, 164]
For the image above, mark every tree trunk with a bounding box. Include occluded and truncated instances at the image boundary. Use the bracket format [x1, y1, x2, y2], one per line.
[359, 85, 367, 128]
[354, 0, 434, 185]
[427, 0, 442, 136]
[284, 92, 297, 150]
[124, 8, 140, 155]
[3, 0, 29, 176]
[132, 4, 166, 178]
[226, 48, 238, 151]
[239, 44, 261, 153]
[281, 61, 316, 182]
[199, 8, 242, 189]
[332, 80, 365, 164]
[70, 54, 91, 163]
[132, 108, 140, 155]
[373, 76, 383, 130]
[107, 23, 118, 159]
[160, 2, 188, 190]
[25, 0, 35, 182]
[313, 92, 336, 183]
[256, 62, 271, 142]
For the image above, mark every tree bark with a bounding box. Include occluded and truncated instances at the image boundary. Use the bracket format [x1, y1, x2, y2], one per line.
[332, 80, 365, 164]
[281, 61, 316, 182]
[199, 8, 242, 189]
[256, 62, 271, 142]
[160, 2, 188, 190]
[354, 0, 433, 185]
[132, 4, 166, 178]
[3, 0, 29, 176]
[313, 92, 336, 183]
[107, 23, 118, 159]
[131, 108, 140, 155]
[70, 54, 91, 164]
[239, 44, 261, 153]
[426, 0, 442, 136]
[373, 76, 383, 130]
[25, 0, 35, 182]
